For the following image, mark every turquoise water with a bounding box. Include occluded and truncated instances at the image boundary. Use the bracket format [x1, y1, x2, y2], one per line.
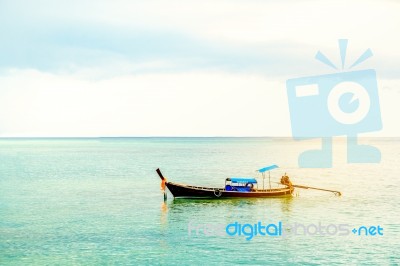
[0, 138, 399, 265]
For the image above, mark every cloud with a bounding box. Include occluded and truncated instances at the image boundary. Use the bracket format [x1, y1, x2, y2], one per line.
[0, 69, 292, 137]
[1, 68, 399, 137]
[0, 0, 399, 137]
[0, 18, 320, 78]
[1, 0, 399, 79]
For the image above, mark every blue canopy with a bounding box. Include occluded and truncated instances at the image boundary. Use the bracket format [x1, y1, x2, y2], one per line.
[257, 164, 279, 173]
[227, 177, 257, 184]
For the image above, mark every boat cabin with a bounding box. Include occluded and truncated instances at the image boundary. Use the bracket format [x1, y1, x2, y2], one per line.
[225, 177, 258, 192]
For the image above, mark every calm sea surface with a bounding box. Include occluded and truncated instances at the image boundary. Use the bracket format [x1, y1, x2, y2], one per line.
[0, 138, 399, 265]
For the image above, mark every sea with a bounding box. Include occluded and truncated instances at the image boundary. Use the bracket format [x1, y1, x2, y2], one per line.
[0, 137, 399, 265]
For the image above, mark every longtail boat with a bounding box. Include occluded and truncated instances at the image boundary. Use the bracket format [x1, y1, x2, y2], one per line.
[156, 165, 295, 199]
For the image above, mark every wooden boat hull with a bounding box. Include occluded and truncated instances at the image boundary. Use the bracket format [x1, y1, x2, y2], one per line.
[166, 182, 293, 199]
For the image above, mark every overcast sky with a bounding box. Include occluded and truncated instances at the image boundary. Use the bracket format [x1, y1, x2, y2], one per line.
[0, 0, 399, 137]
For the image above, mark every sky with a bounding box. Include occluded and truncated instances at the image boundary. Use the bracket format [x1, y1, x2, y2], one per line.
[0, 0, 399, 137]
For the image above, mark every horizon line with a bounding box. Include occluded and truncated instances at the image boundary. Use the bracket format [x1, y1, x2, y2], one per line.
[0, 136, 398, 139]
